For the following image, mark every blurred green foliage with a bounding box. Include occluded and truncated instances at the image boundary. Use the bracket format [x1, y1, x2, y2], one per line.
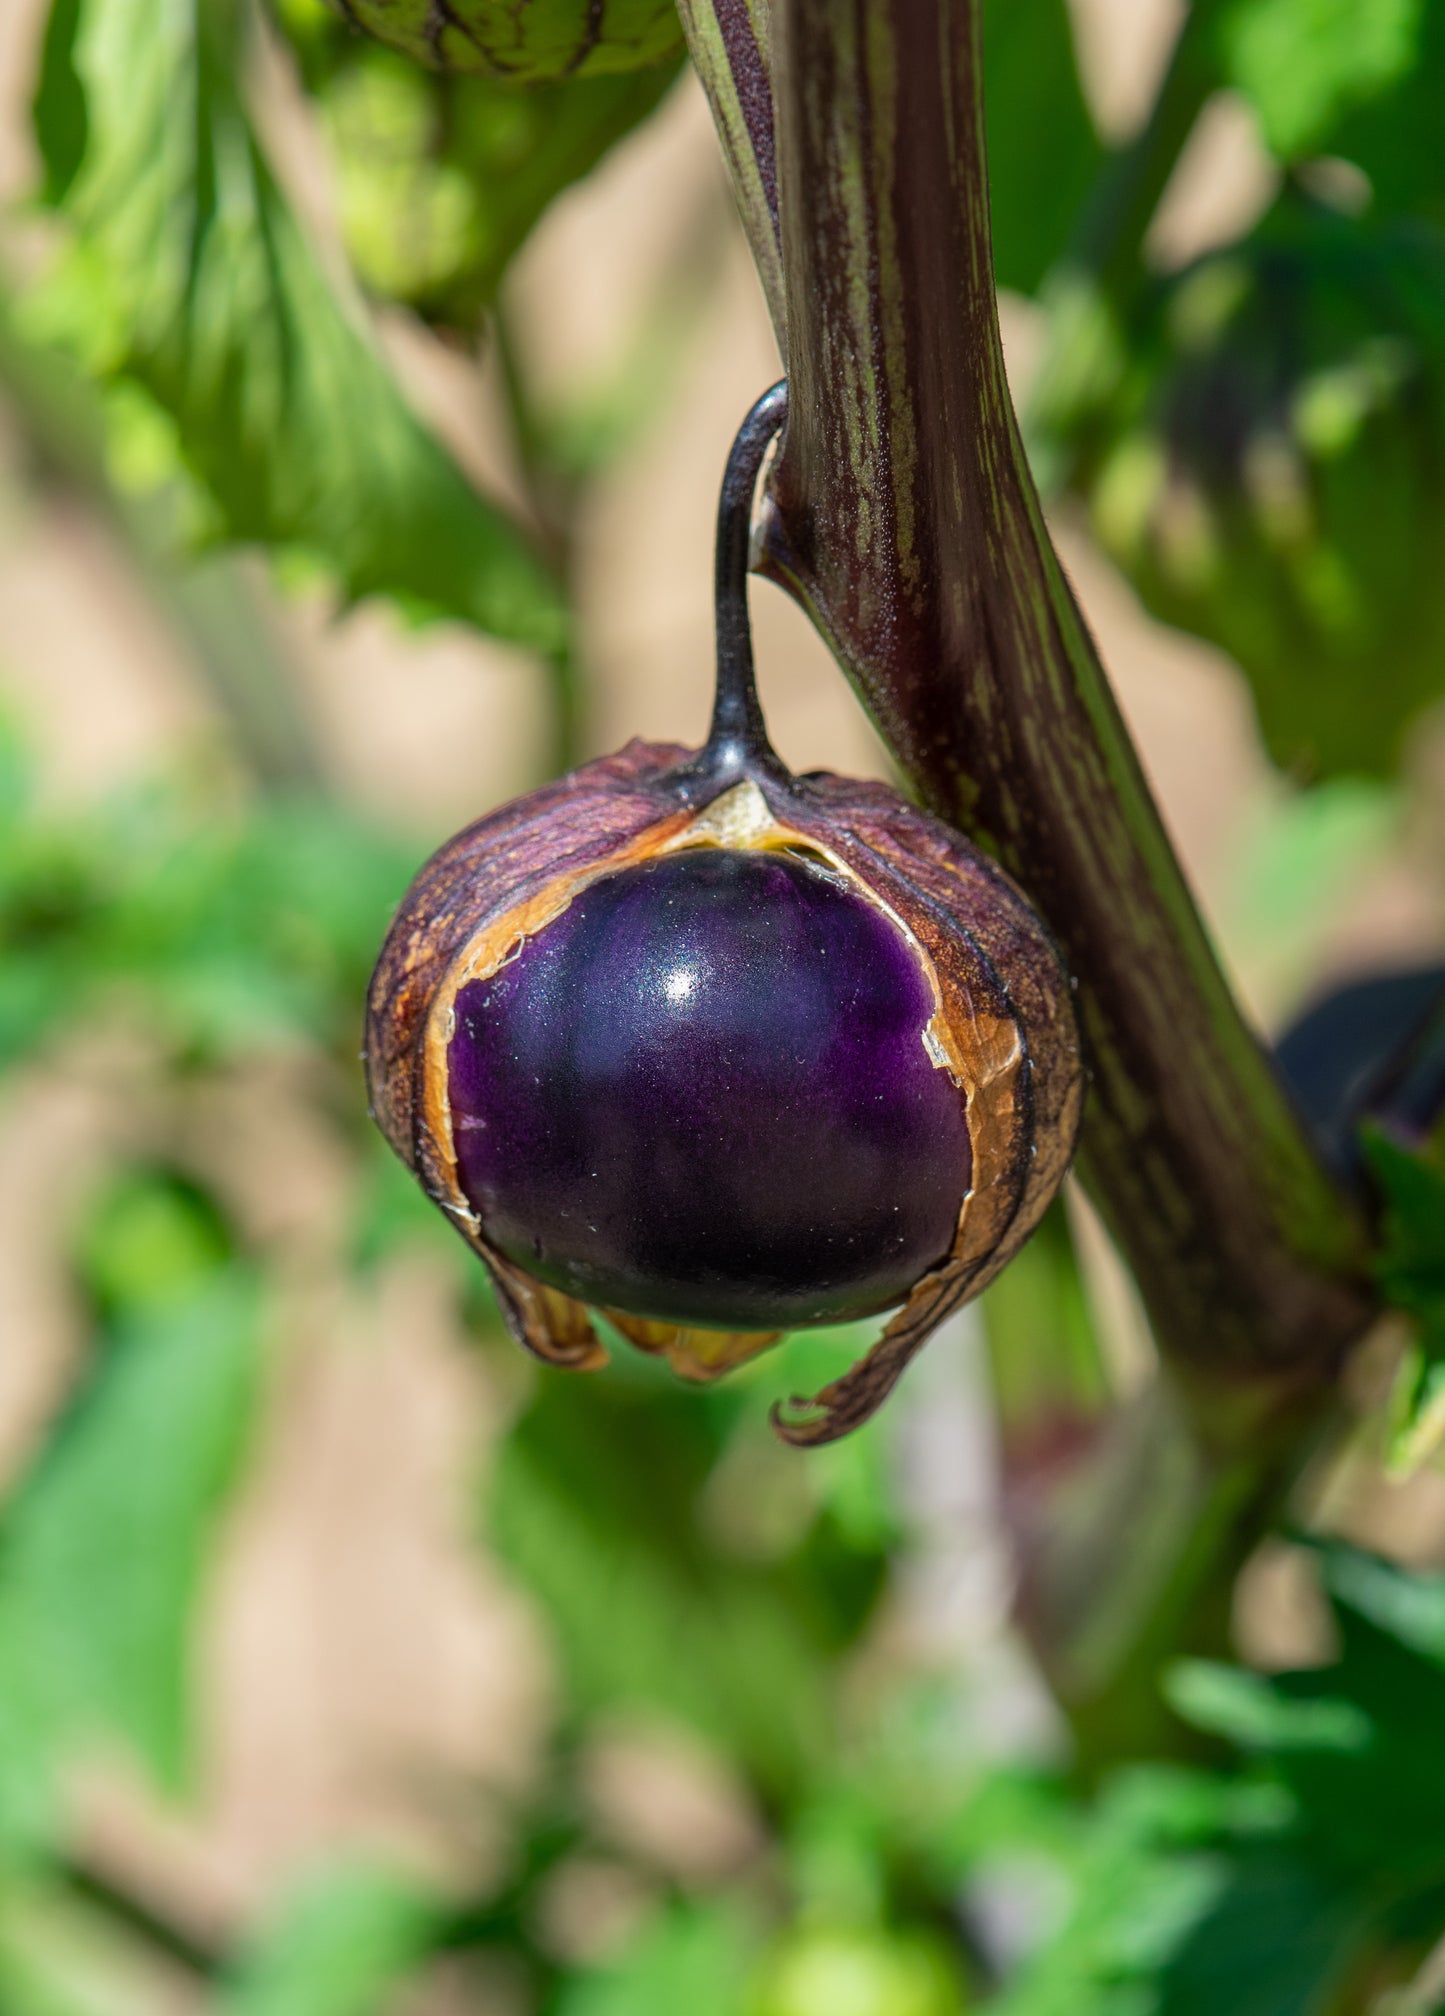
[981, 0, 1103, 298]
[0, 0, 1441, 2010]
[1077, 198, 1445, 777]
[221, 1865, 444, 2016]
[277, 0, 685, 325]
[1036, 0, 1445, 780]
[31, 0, 567, 652]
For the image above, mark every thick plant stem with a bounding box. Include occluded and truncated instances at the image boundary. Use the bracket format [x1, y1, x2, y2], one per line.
[696, 0, 1372, 1403]
[673, 0, 784, 340]
[684, 0, 1380, 1753]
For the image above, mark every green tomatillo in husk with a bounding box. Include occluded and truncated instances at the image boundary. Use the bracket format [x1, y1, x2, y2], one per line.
[366, 385, 1084, 1442]
[333, 0, 684, 82]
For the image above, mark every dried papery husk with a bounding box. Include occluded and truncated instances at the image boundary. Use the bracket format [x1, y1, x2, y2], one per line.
[367, 739, 691, 1368]
[367, 738, 1082, 1441]
[737, 771, 1084, 1443]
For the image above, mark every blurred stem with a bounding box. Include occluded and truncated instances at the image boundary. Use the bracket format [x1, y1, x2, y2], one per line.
[981, 1195, 1110, 1451]
[1066, 0, 1225, 306]
[168, 558, 331, 794]
[57, 1860, 219, 1979]
[0, 277, 328, 796]
[489, 175, 739, 778]
[1025, 0, 1229, 481]
[491, 296, 586, 774]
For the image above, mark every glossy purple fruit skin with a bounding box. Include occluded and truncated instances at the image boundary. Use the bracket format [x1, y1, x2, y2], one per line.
[446, 848, 972, 1330]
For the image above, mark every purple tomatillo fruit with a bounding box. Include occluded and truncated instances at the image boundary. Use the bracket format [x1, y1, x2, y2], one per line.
[447, 846, 974, 1330]
[365, 384, 1083, 1443]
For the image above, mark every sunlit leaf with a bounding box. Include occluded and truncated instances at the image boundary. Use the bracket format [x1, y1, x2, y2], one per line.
[750, 1921, 965, 2016]
[1216, 0, 1426, 161]
[1327, 1, 1445, 226]
[0, 1875, 195, 2016]
[278, 14, 684, 325]
[31, 0, 566, 650]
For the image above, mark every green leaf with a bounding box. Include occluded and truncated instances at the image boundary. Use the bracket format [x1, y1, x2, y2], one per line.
[31, 0, 87, 204]
[329, 0, 684, 84]
[1216, 0, 1426, 161]
[1320, 1545, 1445, 1666]
[287, 25, 683, 324]
[0, 1875, 194, 2016]
[486, 1357, 886, 1800]
[555, 1901, 757, 2016]
[92, 793, 415, 1059]
[1165, 1662, 1371, 1756]
[1360, 1126, 1445, 1472]
[982, 0, 1103, 297]
[0, 1271, 263, 1795]
[32, 0, 566, 651]
[1327, 2, 1445, 226]
[1171, 1545, 1445, 1892]
[988, 1771, 1238, 2016]
[1156, 1858, 1366, 2016]
[1078, 198, 1445, 778]
[0, 750, 417, 1084]
[1010, 1551, 1445, 2014]
[1220, 779, 1398, 1001]
[1362, 1126, 1445, 1319]
[72, 1168, 236, 1324]
[222, 1864, 441, 2016]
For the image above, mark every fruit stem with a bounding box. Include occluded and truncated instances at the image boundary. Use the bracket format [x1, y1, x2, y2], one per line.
[697, 378, 790, 782]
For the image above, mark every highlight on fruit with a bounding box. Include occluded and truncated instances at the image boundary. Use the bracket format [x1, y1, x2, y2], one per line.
[365, 383, 1084, 1442]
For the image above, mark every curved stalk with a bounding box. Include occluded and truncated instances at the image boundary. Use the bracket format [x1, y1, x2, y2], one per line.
[698, 378, 789, 778]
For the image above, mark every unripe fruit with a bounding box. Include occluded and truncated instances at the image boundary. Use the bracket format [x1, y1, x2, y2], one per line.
[334, 0, 684, 83]
[366, 385, 1083, 1441]
[749, 1925, 964, 2016]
